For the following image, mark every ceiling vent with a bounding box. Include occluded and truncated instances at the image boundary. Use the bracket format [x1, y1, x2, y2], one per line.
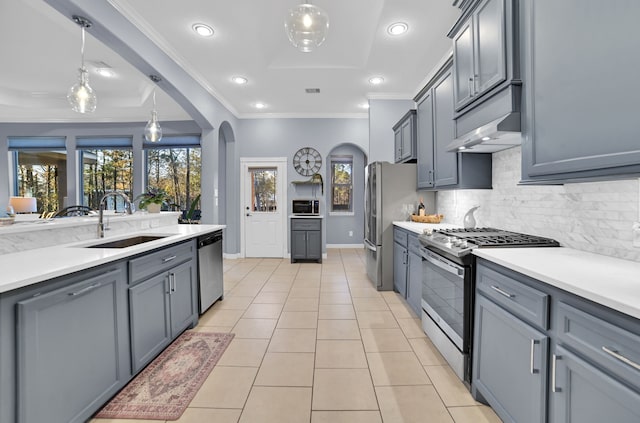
[305, 88, 321, 94]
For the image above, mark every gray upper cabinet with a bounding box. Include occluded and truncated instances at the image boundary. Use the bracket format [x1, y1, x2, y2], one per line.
[452, 0, 507, 111]
[520, 0, 640, 183]
[393, 110, 417, 163]
[415, 58, 492, 190]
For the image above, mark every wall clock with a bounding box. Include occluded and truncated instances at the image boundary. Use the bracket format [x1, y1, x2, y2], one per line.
[293, 147, 322, 176]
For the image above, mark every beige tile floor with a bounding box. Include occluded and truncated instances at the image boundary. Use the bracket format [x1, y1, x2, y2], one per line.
[92, 249, 502, 423]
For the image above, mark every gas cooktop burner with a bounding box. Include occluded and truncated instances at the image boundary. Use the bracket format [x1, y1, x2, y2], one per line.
[418, 227, 560, 257]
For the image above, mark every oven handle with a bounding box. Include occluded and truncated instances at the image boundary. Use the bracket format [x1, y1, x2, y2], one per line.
[364, 239, 377, 252]
[422, 249, 464, 277]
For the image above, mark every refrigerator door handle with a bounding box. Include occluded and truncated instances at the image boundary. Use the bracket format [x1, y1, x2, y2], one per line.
[364, 239, 377, 252]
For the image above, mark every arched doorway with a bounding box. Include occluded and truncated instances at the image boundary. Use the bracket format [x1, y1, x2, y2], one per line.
[218, 121, 238, 255]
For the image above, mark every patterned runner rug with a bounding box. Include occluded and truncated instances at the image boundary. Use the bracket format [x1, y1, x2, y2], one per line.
[95, 331, 234, 420]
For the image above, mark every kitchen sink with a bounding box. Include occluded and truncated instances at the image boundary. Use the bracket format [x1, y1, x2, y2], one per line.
[85, 235, 169, 249]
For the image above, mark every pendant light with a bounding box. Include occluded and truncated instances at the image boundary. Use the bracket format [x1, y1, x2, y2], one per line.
[284, 2, 329, 52]
[144, 75, 162, 143]
[67, 16, 97, 113]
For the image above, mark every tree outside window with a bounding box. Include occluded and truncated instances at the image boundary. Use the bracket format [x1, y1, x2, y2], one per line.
[15, 151, 67, 213]
[82, 149, 133, 210]
[146, 147, 201, 212]
[331, 156, 353, 212]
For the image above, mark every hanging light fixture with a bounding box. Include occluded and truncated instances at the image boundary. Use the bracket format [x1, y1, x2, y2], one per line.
[144, 75, 163, 143]
[284, 2, 329, 52]
[67, 16, 97, 113]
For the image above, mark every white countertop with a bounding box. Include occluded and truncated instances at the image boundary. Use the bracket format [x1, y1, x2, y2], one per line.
[0, 224, 225, 294]
[473, 248, 640, 320]
[393, 221, 461, 234]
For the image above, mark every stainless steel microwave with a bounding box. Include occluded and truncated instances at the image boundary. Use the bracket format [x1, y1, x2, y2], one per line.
[292, 199, 319, 215]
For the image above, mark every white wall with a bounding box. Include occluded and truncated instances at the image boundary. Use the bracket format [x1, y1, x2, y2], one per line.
[436, 146, 640, 262]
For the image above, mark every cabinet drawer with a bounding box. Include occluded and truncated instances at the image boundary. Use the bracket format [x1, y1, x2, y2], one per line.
[477, 264, 549, 330]
[393, 228, 408, 246]
[408, 234, 421, 254]
[556, 302, 640, 390]
[291, 219, 321, 231]
[129, 241, 194, 284]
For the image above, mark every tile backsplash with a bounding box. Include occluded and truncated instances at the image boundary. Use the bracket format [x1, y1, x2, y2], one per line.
[436, 146, 640, 262]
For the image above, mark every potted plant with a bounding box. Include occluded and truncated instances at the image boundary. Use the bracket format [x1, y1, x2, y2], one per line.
[179, 194, 201, 224]
[135, 188, 169, 213]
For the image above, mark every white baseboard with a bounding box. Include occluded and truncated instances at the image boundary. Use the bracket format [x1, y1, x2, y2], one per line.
[222, 253, 241, 259]
[326, 244, 364, 249]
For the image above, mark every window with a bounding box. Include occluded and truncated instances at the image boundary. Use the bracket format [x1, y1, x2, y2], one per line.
[249, 168, 277, 212]
[9, 137, 67, 213]
[77, 137, 133, 210]
[145, 135, 201, 213]
[330, 156, 353, 213]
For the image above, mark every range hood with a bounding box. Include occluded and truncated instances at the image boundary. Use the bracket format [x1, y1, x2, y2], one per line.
[447, 112, 521, 153]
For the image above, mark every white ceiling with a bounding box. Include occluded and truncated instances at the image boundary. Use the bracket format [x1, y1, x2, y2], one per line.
[0, 0, 460, 123]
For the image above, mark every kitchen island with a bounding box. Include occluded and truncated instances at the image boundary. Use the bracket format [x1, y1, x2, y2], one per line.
[0, 216, 225, 423]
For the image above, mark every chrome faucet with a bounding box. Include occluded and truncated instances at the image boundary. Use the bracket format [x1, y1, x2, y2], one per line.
[98, 192, 133, 237]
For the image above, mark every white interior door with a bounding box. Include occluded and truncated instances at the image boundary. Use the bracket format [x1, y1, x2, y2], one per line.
[241, 158, 287, 258]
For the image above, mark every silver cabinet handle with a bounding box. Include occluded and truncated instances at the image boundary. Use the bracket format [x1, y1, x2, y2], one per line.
[602, 346, 640, 371]
[69, 282, 101, 296]
[169, 273, 176, 293]
[473, 74, 478, 94]
[530, 339, 539, 374]
[490, 285, 514, 298]
[551, 354, 560, 393]
[162, 255, 177, 263]
[468, 77, 474, 96]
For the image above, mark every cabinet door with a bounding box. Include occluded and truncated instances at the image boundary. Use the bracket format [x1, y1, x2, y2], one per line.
[394, 128, 403, 163]
[474, 0, 506, 94]
[407, 250, 422, 316]
[393, 241, 408, 298]
[550, 346, 640, 423]
[129, 272, 171, 373]
[17, 267, 128, 423]
[291, 230, 307, 260]
[452, 18, 475, 110]
[306, 230, 322, 260]
[433, 69, 459, 188]
[473, 294, 547, 423]
[521, 0, 640, 181]
[400, 118, 413, 161]
[416, 92, 435, 188]
[169, 260, 197, 337]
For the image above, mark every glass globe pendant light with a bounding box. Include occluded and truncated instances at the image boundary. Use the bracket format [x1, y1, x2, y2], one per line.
[67, 16, 97, 113]
[144, 77, 162, 143]
[284, 2, 329, 52]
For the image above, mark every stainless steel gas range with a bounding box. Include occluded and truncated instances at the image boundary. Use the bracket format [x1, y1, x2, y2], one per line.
[418, 228, 560, 387]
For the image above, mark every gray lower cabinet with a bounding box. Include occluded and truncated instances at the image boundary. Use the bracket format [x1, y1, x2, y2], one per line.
[129, 242, 198, 373]
[474, 258, 640, 423]
[520, 0, 640, 183]
[415, 58, 492, 190]
[8, 264, 129, 423]
[393, 239, 408, 298]
[474, 294, 548, 423]
[291, 218, 322, 263]
[406, 234, 422, 316]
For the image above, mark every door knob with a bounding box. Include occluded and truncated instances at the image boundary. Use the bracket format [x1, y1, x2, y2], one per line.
[246, 213, 251, 217]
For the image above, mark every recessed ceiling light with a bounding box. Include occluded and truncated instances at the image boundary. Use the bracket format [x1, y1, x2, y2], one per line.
[192, 23, 214, 37]
[254, 102, 266, 109]
[96, 68, 115, 78]
[360, 102, 370, 109]
[232, 76, 248, 85]
[387, 22, 408, 35]
[481, 136, 491, 141]
[369, 76, 384, 85]
[458, 146, 467, 151]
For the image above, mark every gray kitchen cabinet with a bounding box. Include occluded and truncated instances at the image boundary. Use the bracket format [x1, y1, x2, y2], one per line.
[415, 58, 492, 190]
[451, 0, 507, 111]
[474, 294, 548, 423]
[12, 264, 129, 423]
[406, 233, 422, 316]
[520, 0, 640, 183]
[129, 241, 198, 373]
[550, 345, 640, 423]
[393, 109, 417, 163]
[291, 218, 322, 263]
[393, 228, 408, 298]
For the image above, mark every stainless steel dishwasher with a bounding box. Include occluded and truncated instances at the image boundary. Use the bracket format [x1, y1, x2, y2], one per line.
[197, 230, 223, 313]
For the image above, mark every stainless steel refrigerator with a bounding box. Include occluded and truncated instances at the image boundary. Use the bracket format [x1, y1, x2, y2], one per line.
[364, 161, 419, 290]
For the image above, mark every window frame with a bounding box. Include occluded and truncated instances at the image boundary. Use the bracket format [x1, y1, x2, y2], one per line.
[329, 155, 354, 216]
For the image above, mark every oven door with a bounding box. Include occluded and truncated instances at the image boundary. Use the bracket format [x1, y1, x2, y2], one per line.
[421, 248, 468, 352]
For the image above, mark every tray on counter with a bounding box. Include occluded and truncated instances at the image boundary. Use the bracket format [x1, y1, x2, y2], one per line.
[410, 214, 444, 223]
